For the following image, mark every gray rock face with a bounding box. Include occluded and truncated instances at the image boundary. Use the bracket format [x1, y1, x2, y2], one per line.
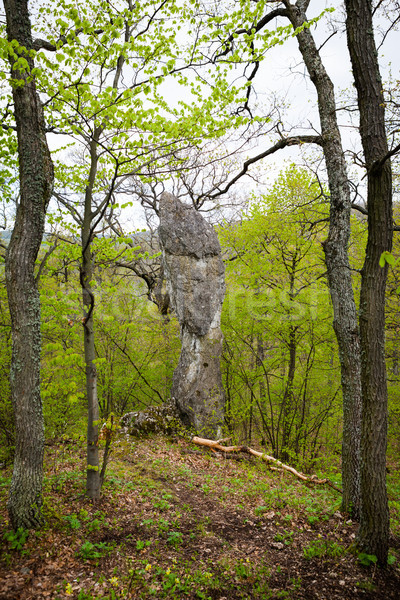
[159, 192, 225, 436]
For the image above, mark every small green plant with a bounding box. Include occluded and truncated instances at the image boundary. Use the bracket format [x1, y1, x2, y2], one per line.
[87, 518, 102, 532]
[153, 497, 172, 511]
[283, 514, 293, 523]
[3, 527, 29, 552]
[358, 552, 378, 567]
[135, 539, 151, 551]
[289, 576, 302, 591]
[255, 505, 269, 516]
[136, 539, 145, 551]
[167, 531, 183, 546]
[234, 559, 251, 579]
[141, 518, 154, 528]
[274, 530, 294, 546]
[65, 514, 81, 530]
[158, 566, 194, 594]
[157, 518, 170, 532]
[303, 538, 344, 560]
[78, 541, 113, 561]
[307, 515, 319, 526]
[356, 579, 377, 592]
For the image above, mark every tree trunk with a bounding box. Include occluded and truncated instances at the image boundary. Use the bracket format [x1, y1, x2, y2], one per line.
[281, 324, 297, 462]
[344, 0, 392, 565]
[4, 0, 53, 529]
[81, 250, 101, 500]
[256, 335, 276, 452]
[81, 135, 101, 500]
[285, 0, 362, 519]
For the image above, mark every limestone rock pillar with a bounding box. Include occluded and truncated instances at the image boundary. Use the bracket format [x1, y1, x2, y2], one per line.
[159, 192, 225, 436]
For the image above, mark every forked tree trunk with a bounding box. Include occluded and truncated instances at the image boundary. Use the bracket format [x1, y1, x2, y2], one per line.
[4, 0, 53, 529]
[345, 0, 392, 565]
[285, 0, 362, 519]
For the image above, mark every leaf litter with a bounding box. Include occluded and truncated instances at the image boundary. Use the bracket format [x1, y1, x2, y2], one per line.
[0, 435, 399, 599]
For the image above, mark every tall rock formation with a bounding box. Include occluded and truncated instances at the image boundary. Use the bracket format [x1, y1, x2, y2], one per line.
[158, 192, 225, 436]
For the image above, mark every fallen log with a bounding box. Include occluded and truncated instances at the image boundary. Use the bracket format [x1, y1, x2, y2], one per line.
[192, 436, 342, 494]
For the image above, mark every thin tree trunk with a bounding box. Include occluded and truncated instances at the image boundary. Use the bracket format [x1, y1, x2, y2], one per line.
[4, 0, 53, 529]
[77, 26, 127, 496]
[256, 335, 276, 451]
[284, 0, 362, 519]
[82, 254, 100, 499]
[281, 324, 297, 462]
[81, 134, 101, 500]
[345, 0, 392, 565]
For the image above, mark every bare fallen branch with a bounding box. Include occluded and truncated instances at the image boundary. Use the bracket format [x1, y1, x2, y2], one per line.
[192, 436, 342, 494]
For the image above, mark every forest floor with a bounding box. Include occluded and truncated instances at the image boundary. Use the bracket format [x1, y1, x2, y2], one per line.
[0, 435, 400, 600]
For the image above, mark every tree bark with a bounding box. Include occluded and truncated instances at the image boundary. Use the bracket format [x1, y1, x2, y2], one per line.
[284, 0, 362, 520]
[4, 0, 53, 529]
[81, 134, 101, 500]
[81, 252, 100, 499]
[344, 0, 392, 565]
[281, 324, 297, 462]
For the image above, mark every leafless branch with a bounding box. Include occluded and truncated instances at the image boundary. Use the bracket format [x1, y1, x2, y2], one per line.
[33, 28, 104, 52]
[351, 202, 368, 216]
[200, 135, 322, 203]
[371, 141, 400, 173]
[35, 235, 60, 283]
